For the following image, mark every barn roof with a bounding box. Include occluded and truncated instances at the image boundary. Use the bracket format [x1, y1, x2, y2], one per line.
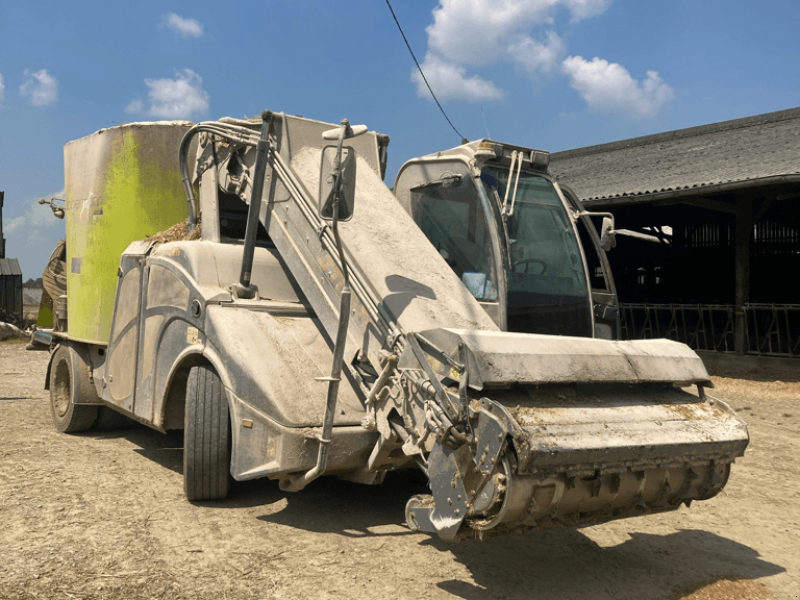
[549, 107, 800, 205]
[0, 258, 22, 276]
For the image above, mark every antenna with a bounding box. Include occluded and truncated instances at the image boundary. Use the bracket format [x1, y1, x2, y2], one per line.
[480, 107, 492, 139]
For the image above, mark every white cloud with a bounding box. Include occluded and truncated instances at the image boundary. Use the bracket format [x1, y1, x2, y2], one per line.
[416, 0, 609, 102]
[4, 215, 25, 233]
[127, 69, 209, 119]
[508, 30, 566, 74]
[426, 0, 609, 67]
[162, 13, 204, 38]
[562, 55, 673, 117]
[19, 69, 58, 107]
[125, 99, 143, 114]
[563, 0, 613, 21]
[413, 53, 504, 102]
[0, 73, 5, 103]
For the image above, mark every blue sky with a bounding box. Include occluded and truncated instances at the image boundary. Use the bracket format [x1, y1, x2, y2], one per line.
[1, 0, 798, 280]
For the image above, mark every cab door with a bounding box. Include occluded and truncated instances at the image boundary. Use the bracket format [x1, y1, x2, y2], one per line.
[393, 158, 507, 328]
[104, 244, 149, 413]
[558, 184, 620, 340]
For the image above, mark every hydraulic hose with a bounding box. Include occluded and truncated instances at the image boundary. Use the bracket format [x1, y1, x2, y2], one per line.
[283, 120, 354, 492]
[178, 121, 261, 230]
[235, 111, 273, 298]
[178, 126, 200, 230]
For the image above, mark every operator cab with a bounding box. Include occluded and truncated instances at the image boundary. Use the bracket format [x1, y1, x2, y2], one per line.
[393, 140, 619, 339]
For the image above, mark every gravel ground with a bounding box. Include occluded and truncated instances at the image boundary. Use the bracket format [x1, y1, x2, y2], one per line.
[1, 340, 798, 600]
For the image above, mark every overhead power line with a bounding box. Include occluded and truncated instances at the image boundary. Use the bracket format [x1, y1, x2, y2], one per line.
[384, 0, 467, 143]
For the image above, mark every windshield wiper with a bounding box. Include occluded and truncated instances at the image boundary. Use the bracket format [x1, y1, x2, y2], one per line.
[501, 150, 523, 218]
[411, 173, 462, 190]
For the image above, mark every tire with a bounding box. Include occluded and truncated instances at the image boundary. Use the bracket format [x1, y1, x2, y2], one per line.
[183, 364, 231, 501]
[93, 405, 134, 431]
[49, 344, 99, 433]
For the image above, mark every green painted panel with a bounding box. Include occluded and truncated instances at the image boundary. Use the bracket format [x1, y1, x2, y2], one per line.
[64, 123, 193, 343]
[35, 305, 53, 328]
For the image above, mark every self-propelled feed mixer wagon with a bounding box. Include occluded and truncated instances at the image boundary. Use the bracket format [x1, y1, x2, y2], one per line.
[37, 111, 748, 541]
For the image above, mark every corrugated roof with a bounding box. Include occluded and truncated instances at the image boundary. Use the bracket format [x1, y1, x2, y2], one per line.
[549, 107, 800, 203]
[0, 258, 22, 276]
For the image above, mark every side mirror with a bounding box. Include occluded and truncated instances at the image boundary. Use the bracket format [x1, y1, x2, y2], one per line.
[600, 217, 617, 251]
[39, 197, 66, 219]
[319, 145, 356, 222]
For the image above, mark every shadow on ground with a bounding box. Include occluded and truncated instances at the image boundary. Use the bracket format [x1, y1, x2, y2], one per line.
[259, 474, 784, 600]
[708, 365, 800, 383]
[250, 473, 784, 600]
[80, 420, 785, 600]
[98, 422, 429, 522]
[253, 469, 429, 536]
[428, 527, 784, 600]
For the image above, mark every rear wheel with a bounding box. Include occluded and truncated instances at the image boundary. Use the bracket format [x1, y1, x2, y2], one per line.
[183, 364, 231, 501]
[49, 344, 99, 433]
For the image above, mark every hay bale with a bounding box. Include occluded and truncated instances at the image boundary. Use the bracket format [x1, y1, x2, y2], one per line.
[146, 218, 202, 246]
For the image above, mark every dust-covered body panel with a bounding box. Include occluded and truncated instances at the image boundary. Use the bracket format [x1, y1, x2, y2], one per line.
[99, 237, 378, 481]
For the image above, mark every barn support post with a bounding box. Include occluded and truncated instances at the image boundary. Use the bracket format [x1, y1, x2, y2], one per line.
[1, 191, 5, 259]
[734, 192, 753, 354]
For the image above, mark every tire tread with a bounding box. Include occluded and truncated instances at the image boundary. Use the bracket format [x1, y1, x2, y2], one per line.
[184, 364, 230, 501]
[50, 344, 98, 433]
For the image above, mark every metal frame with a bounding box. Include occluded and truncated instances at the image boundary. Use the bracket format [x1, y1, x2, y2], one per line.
[620, 302, 800, 357]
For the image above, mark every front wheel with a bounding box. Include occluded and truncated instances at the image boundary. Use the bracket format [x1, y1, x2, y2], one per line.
[49, 344, 99, 433]
[183, 364, 231, 501]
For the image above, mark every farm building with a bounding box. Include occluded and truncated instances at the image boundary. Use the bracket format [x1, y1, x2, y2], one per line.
[1, 191, 24, 327]
[550, 108, 800, 363]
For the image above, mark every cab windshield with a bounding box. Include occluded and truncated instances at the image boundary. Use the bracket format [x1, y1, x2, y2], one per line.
[409, 166, 499, 302]
[481, 167, 592, 336]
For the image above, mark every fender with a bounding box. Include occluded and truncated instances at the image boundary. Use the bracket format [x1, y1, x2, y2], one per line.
[42, 342, 62, 391]
[201, 303, 366, 429]
[153, 344, 212, 432]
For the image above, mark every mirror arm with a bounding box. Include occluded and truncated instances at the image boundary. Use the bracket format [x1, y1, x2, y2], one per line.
[38, 197, 66, 219]
[331, 121, 348, 221]
[596, 211, 664, 251]
[232, 110, 273, 299]
[330, 119, 352, 291]
[286, 119, 354, 492]
[613, 228, 664, 245]
[320, 119, 350, 224]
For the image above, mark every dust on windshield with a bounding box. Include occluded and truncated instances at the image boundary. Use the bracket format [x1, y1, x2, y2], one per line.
[410, 167, 499, 301]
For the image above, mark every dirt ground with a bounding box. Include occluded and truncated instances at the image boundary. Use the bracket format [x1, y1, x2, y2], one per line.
[1, 340, 798, 600]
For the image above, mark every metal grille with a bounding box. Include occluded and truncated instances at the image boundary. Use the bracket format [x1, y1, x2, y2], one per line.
[681, 222, 734, 249]
[753, 219, 800, 248]
[745, 303, 800, 356]
[619, 303, 800, 357]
